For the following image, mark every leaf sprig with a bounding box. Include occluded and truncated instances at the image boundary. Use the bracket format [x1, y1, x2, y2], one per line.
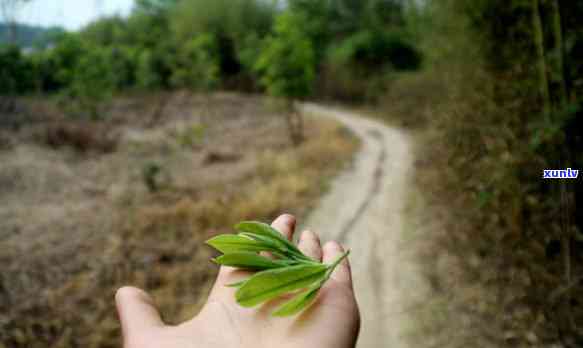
[206, 221, 349, 317]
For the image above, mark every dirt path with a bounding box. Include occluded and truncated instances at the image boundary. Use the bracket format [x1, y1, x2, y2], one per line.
[300, 104, 424, 348]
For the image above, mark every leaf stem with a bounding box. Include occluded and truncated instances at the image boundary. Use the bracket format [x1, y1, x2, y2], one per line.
[331, 250, 350, 269]
[325, 250, 350, 279]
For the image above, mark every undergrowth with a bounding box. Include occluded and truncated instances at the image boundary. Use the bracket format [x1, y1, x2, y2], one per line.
[398, 65, 580, 347]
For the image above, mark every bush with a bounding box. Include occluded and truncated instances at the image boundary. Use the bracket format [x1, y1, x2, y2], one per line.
[136, 49, 164, 89]
[328, 30, 421, 72]
[170, 0, 276, 84]
[66, 46, 118, 118]
[0, 45, 35, 95]
[47, 33, 85, 89]
[44, 121, 118, 153]
[110, 46, 140, 90]
[321, 30, 421, 101]
[169, 34, 221, 91]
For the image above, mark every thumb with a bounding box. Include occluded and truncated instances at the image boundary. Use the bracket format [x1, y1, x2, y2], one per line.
[115, 286, 165, 339]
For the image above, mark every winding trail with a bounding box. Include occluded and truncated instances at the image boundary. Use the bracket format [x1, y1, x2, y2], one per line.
[300, 104, 422, 348]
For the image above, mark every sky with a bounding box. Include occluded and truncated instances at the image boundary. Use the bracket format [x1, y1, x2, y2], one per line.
[16, 0, 135, 30]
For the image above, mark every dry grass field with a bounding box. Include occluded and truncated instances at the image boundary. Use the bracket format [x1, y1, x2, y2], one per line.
[0, 92, 358, 348]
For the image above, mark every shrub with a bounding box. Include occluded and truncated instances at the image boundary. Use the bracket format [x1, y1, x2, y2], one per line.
[170, 0, 276, 84]
[66, 46, 118, 119]
[328, 30, 421, 73]
[0, 45, 35, 95]
[322, 30, 421, 101]
[169, 34, 221, 91]
[47, 33, 85, 89]
[44, 121, 118, 153]
[136, 49, 164, 89]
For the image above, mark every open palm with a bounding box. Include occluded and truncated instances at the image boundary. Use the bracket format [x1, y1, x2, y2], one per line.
[116, 214, 360, 348]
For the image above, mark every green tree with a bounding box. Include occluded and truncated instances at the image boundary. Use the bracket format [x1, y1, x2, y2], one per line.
[169, 34, 221, 91]
[67, 46, 118, 119]
[329, 29, 421, 71]
[255, 12, 316, 100]
[286, 0, 333, 61]
[81, 16, 129, 46]
[170, 0, 274, 44]
[170, 0, 276, 83]
[135, 49, 163, 89]
[255, 11, 316, 145]
[0, 44, 34, 94]
[531, 0, 551, 118]
[48, 33, 85, 89]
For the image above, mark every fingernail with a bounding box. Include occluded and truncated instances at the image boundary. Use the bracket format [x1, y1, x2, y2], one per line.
[301, 230, 317, 241]
[281, 214, 295, 224]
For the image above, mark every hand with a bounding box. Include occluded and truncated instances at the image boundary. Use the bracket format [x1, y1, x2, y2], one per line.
[115, 214, 360, 348]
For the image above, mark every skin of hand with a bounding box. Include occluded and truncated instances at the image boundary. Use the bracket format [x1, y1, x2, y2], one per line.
[115, 214, 361, 348]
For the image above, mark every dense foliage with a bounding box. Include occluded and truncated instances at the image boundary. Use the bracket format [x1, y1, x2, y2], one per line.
[0, 45, 34, 94]
[254, 11, 316, 100]
[408, 1, 583, 347]
[0, 0, 421, 112]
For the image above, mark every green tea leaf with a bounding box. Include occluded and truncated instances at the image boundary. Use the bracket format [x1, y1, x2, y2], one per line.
[273, 258, 304, 266]
[208, 221, 351, 317]
[206, 234, 274, 254]
[236, 222, 291, 247]
[236, 222, 311, 260]
[214, 252, 288, 270]
[236, 264, 327, 307]
[272, 284, 321, 317]
[238, 232, 301, 260]
[226, 280, 247, 288]
[238, 232, 288, 254]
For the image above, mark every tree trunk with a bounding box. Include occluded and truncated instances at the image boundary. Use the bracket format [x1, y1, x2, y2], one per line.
[531, 0, 551, 118]
[549, 0, 568, 107]
[286, 100, 304, 147]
